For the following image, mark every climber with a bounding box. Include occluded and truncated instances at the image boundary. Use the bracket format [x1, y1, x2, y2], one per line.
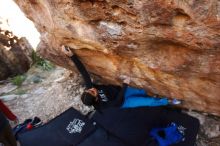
[61, 45, 125, 109]
[61, 45, 180, 110]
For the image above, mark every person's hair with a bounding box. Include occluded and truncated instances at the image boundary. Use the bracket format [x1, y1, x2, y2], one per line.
[81, 92, 97, 106]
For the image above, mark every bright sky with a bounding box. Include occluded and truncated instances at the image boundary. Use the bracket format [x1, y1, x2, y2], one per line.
[0, 0, 40, 48]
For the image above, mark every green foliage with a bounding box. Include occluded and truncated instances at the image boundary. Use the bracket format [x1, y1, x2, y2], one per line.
[37, 60, 55, 71]
[31, 51, 43, 64]
[31, 51, 55, 71]
[11, 75, 26, 86]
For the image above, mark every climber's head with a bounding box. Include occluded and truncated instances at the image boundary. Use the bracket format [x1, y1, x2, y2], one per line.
[81, 88, 99, 106]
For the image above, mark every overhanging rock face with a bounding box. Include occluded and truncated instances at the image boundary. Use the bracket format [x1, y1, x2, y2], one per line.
[14, 0, 220, 115]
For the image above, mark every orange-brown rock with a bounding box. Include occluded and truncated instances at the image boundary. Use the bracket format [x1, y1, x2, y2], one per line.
[14, 0, 220, 115]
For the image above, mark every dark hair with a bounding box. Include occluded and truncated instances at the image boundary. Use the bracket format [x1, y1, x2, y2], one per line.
[81, 92, 97, 106]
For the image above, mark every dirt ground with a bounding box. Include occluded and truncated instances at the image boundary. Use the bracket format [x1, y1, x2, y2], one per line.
[0, 66, 219, 146]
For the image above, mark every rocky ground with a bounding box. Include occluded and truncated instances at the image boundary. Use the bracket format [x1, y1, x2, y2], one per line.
[0, 65, 219, 146]
[0, 66, 91, 122]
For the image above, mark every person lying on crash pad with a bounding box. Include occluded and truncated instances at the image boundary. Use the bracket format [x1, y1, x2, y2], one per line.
[61, 45, 180, 110]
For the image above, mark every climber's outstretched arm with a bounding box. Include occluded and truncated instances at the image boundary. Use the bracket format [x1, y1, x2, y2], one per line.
[61, 45, 93, 89]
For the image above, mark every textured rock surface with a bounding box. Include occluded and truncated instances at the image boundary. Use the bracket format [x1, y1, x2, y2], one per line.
[0, 28, 33, 80]
[14, 0, 220, 115]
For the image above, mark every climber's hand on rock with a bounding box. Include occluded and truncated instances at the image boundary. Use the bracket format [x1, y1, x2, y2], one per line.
[61, 45, 73, 57]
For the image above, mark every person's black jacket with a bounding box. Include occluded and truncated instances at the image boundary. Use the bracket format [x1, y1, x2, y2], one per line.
[0, 111, 8, 132]
[70, 54, 127, 109]
[93, 84, 127, 110]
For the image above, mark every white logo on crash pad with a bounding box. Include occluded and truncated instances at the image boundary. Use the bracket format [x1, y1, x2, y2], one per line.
[66, 119, 85, 134]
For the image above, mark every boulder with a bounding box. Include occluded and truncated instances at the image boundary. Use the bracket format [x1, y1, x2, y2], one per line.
[0, 27, 33, 80]
[14, 0, 220, 115]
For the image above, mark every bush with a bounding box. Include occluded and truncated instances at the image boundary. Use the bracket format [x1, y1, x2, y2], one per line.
[36, 60, 54, 71]
[11, 75, 26, 86]
[31, 51, 54, 71]
[31, 50, 43, 64]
